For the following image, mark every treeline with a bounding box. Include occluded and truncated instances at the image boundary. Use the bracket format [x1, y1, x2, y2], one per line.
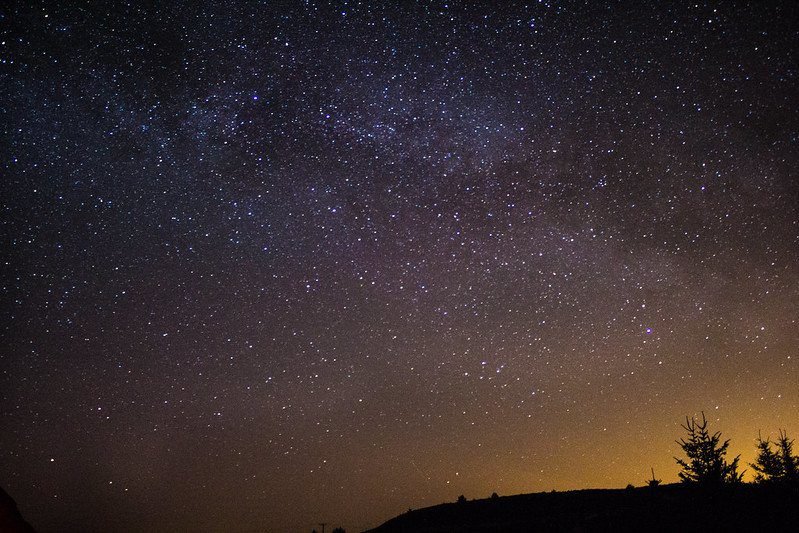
[669, 412, 797, 487]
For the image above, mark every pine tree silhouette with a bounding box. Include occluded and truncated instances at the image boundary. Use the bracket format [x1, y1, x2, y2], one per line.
[751, 432, 783, 483]
[674, 412, 742, 486]
[754, 429, 799, 485]
[775, 429, 798, 485]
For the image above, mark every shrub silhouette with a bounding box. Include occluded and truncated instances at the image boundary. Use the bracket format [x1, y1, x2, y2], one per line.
[646, 467, 661, 488]
[457, 494, 467, 503]
[751, 429, 799, 485]
[674, 412, 742, 486]
[332, 528, 346, 533]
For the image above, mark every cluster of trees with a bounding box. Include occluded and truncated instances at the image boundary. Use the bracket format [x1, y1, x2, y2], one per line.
[751, 429, 799, 484]
[673, 412, 798, 486]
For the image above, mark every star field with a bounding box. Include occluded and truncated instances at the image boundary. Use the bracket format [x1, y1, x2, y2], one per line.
[2, 2, 798, 532]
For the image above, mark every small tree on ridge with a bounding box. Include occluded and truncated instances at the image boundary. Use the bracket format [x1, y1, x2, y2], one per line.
[674, 412, 742, 486]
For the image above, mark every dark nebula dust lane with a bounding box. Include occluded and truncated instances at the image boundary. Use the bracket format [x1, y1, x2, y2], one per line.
[2, 2, 797, 532]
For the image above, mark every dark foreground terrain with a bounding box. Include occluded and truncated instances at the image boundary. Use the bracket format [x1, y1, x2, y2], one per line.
[365, 484, 799, 532]
[0, 487, 36, 533]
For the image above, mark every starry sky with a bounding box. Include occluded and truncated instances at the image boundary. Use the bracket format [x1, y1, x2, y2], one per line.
[2, 1, 798, 532]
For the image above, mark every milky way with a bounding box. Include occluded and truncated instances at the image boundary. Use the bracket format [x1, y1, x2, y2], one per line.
[2, 2, 797, 532]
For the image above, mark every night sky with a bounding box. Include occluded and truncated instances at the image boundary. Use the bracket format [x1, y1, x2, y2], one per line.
[2, 1, 798, 532]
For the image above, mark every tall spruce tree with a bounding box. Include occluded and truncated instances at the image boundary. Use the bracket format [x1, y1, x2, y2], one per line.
[751, 432, 783, 483]
[675, 412, 742, 486]
[754, 429, 799, 485]
[776, 430, 798, 485]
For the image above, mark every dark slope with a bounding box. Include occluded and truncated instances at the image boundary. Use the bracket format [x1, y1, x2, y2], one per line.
[0, 487, 36, 533]
[365, 484, 799, 532]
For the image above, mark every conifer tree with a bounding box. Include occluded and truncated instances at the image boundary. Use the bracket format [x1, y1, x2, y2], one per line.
[751, 432, 783, 483]
[776, 430, 798, 484]
[674, 412, 742, 485]
[751, 429, 798, 485]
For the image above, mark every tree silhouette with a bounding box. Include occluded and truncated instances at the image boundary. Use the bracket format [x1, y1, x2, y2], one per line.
[776, 429, 798, 485]
[674, 412, 742, 486]
[646, 467, 661, 488]
[752, 430, 799, 485]
[751, 432, 783, 483]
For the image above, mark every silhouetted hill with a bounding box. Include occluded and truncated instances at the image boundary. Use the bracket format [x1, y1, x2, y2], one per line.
[364, 484, 799, 532]
[0, 487, 36, 533]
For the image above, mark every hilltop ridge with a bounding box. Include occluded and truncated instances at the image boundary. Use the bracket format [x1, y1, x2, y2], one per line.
[365, 484, 799, 532]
